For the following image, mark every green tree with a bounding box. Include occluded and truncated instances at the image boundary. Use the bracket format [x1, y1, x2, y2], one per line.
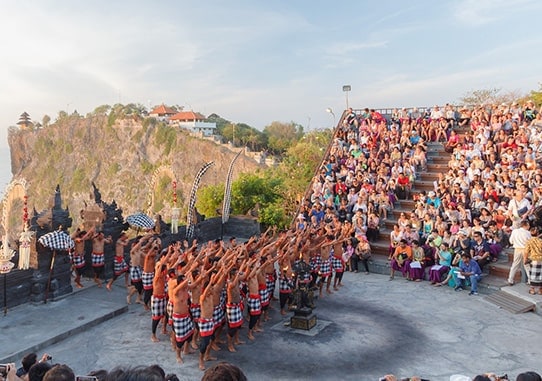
[263, 121, 304, 154]
[196, 184, 224, 218]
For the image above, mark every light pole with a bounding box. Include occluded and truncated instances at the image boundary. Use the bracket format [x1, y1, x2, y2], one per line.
[342, 85, 351, 110]
[326, 108, 336, 128]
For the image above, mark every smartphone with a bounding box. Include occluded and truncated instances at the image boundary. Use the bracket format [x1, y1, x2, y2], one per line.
[76, 376, 98, 381]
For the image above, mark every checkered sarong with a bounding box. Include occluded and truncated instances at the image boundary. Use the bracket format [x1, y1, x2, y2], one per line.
[331, 256, 344, 272]
[172, 313, 194, 343]
[190, 303, 201, 323]
[265, 273, 275, 291]
[319, 258, 332, 276]
[151, 294, 166, 320]
[130, 266, 142, 282]
[279, 276, 293, 293]
[259, 284, 270, 307]
[167, 300, 174, 325]
[71, 253, 85, 268]
[114, 256, 129, 275]
[213, 305, 226, 326]
[529, 261, 542, 285]
[247, 294, 262, 316]
[142, 271, 154, 290]
[92, 252, 105, 267]
[198, 317, 215, 337]
[226, 303, 243, 328]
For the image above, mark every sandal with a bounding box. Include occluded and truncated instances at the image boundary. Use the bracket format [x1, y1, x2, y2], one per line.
[529, 287, 536, 295]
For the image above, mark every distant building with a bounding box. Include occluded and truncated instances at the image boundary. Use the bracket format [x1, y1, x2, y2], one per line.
[148, 104, 177, 121]
[169, 111, 217, 136]
[17, 112, 33, 130]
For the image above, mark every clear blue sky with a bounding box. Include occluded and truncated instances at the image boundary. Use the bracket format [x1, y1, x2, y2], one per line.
[1, 0, 541, 189]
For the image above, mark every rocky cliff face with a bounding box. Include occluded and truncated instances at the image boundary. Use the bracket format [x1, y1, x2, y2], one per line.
[6, 115, 262, 228]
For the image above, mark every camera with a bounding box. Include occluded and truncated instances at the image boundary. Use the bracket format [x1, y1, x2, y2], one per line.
[0, 364, 8, 377]
[46, 355, 52, 361]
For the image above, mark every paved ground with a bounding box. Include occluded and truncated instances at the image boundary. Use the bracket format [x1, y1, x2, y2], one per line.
[1, 272, 541, 381]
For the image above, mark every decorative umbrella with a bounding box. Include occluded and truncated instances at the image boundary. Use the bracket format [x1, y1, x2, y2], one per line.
[38, 230, 75, 303]
[126, 212, 155, 232]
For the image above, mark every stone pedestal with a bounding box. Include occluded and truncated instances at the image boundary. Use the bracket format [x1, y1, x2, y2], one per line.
[290, 307, 317, 330]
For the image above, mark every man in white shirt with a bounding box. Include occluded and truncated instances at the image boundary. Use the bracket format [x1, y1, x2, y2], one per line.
[507, 219, 532, 286]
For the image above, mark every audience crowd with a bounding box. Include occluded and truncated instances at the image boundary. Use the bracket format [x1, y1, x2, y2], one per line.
[297, 102, 542, 294]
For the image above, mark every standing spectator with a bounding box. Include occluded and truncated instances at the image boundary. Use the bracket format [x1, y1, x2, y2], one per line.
[507, 220, 531, 286]
[524, 226, 542, 295]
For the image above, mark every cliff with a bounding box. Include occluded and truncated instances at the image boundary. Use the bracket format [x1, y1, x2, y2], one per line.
[5, 114, 263, 230]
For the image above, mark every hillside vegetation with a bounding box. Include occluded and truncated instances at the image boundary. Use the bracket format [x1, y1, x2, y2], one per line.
[6, 114, 263, 228]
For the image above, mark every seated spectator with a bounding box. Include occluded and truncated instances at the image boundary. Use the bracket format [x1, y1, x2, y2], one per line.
[454, 253, 482, 295]
[408, 240, 425, 281]
[201, 362, 247, 381]
[429, 242, 453, 284]
[43, 365, 74, 381]
[16, 353, 49, 379]
[389, 239, 412, 280]
[28, 362, 52, 381]
[516, 371, 542, 381]
[469, 231, 491, 270]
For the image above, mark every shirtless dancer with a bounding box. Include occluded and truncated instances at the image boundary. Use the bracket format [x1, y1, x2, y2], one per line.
[106, 232, 130, 291]
[142, 238, 160, 309]
[91, 229, 113, 287]
[127, 235, 151, 305]
[226, 264, 246, 352]
[245, 256, 264, 341]
[150, 253, 168, 342]
[170, 263, 210, 364]
[70, 229, 93, 288]
[198, 270, 223, 371]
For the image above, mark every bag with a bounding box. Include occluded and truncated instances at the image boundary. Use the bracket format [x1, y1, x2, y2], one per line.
[360, 250, 372, 260]
[397, 253, 408, 266]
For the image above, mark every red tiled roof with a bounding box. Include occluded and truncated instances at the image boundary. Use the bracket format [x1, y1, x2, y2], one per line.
[149, 104, 177, 115]
[169, 111, 207, 121]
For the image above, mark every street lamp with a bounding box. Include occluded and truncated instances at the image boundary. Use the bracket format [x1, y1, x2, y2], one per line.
[326, 108, 336, 128]
[342, 85, 351, 110]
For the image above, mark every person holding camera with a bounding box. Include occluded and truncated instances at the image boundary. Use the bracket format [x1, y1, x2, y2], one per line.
[1, 363, 24, 381]
[15, 353, 51, 381]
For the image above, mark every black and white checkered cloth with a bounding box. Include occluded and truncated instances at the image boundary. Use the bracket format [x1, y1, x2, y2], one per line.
[151, 295, 166, 320]
[126, 213, 155, 229]
[226, 303, 243, 328]
[172, 313, 194, 343]
[38, 230, 75, 251]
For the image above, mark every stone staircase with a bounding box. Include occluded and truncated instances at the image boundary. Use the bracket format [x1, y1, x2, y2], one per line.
[366, 141, 519, 293]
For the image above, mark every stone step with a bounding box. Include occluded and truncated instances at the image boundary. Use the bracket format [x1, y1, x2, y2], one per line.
[428, 157, 450, 165]
[419, 172, 440, 182]
[426, 163, 449, 172]
[488, 262, 521, 282]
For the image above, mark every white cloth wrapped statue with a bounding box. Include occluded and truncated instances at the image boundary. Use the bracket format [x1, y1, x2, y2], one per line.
[18, 226, 35, 270]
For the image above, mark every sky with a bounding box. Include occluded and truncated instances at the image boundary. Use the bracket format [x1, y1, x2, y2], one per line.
[1, 0, 542, 191]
